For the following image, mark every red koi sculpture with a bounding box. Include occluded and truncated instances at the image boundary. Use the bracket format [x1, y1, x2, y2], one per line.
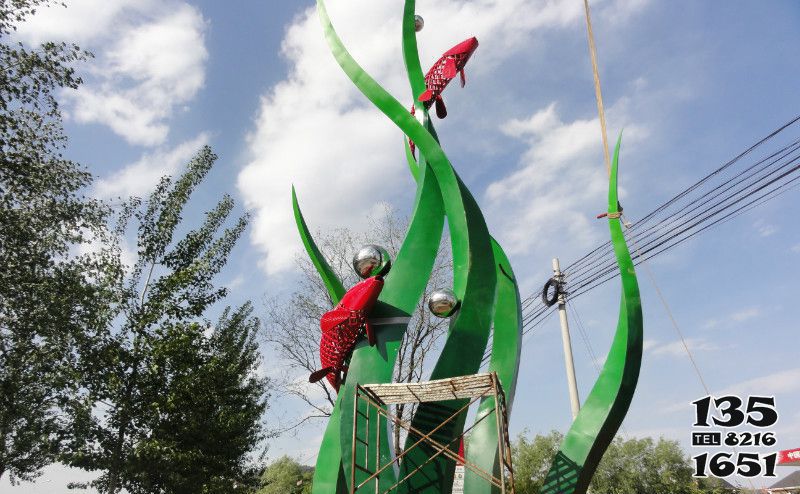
[418, 36, 478, 119]
[408, 37, 478, 156]
[309, 276, 384, 391]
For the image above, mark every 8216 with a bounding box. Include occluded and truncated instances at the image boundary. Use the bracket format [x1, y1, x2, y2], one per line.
[692, 395, 778, 428]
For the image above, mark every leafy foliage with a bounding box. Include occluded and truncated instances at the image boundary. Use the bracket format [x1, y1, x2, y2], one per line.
[0, 0, 108, 484]
[0, 1, 269, 490]
[512, 430, 563, 493]
[62, 148, 269, 494]
[257, 456, 313, 494]
[512, 432, 742, 494]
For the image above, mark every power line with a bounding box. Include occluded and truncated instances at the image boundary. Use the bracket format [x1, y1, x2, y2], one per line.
[481, 115, 800, 363]
[566, 135, 800, 287]
[569, 155, 800, 299]
[564, 115, 800, 279]
[561, 117, 800, 300]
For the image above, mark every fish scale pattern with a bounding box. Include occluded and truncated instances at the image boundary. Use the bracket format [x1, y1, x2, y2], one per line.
[319, 310, 364, 390]
[422, 52, 465, 102]
[317, 276, 384, 390]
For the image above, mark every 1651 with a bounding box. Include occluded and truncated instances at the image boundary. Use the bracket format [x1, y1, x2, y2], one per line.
[693, 452, 778, 478]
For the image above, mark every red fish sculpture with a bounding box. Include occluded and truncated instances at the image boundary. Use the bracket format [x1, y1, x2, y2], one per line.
[418, 36, 479, 119]
[309, 276, 384, 391]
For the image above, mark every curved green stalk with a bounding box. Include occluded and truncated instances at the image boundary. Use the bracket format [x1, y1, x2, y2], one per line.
[539, 134, 643, 494]
[400, 6, 524, 488]
[312, 5, 448, 489]
[312, 396, 349, 493]
[335, 157, 444, 492]
[401, 0, 427, 101]
[292, 191, 350, 493]
[463, 237, 523, 493]
[315, 2, 496, 491]
[316, 0, 493, 297]
[312, 146, 446, 494]
[292, 186, 346, 304]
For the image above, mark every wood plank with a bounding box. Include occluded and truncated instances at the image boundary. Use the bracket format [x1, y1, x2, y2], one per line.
[361, 373, 498, 404]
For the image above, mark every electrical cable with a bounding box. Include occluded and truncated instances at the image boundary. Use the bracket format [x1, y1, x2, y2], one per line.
[563, 137, 800, 296]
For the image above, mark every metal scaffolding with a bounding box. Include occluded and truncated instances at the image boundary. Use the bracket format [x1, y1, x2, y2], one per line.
[350, 372, 515, 493]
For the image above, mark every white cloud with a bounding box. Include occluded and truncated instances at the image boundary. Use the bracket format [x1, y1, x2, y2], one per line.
[731, 307, 760, 322]
[649, 337, 718, 357]
[485, 101, 646, 256]
[642, 339, 659, 352]
[16, 0, 207, 146]
[240, 0, 647, 275]
[719, 368, 800, 397]
[753, 219, 778, 237]
[94, 133, 209, 199]
[224, 274, 245, 292]
[703, 306, 761, 329]
[14, 0, 141, 45]
[791, 243, 800, 253]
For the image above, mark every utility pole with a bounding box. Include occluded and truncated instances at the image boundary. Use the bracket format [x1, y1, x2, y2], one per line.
[553, 258, 581, 420]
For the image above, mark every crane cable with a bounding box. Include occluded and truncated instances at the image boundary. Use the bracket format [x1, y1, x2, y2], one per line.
[583, 0, 611, 176]
[581, 0, 718, 438]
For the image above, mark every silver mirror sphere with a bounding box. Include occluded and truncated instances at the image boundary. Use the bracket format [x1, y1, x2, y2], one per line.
[414, 15, 424, 32]
[428, 288, 459, 318]
[353, 245, 392, 279]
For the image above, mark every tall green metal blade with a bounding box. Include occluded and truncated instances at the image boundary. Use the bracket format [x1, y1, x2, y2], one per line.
[312, 396, 349, 493]
[337, 155, 446, 492]
[397, 3, 500, 491]
[313, 157, 445, 494]
[400, 8, 524, 489]
[292, 186, 346, 304]
[311, 5, 447, 490]
[463, 238, 523, 493]
[401, 0, 426, 101]
[539, 134, 643, 494]
[314, 2, 496, 491]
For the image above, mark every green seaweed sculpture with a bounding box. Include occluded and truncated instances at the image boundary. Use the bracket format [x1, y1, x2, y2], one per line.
[539, 135, 643, 494]
[290, 2, 642, 493]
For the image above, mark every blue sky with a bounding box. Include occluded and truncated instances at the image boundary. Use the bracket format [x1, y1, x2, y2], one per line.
[4, 0, 800, 491]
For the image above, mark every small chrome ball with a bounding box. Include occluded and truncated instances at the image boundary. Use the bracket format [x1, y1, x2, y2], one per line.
[353, 245, 392, 279]
[428, 288, 459, 318]
[414, 15, 424, 32]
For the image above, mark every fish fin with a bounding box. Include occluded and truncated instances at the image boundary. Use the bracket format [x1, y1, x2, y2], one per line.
[320, 308, 349, 332]
[309, 367, 334, 383]
[460, 69, 466, 88]
[443, 57, 457, 78]
[418, 88, 433, 102]
[435, 96, 447, 119]
[365, 321, 376, 346]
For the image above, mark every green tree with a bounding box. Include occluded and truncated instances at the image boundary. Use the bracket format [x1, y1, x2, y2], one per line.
[0, 0, 109, 484]
[121, 305, 268, 494]
[62, 148, 269, 494]
[511, 431, 562, 494]
[257, 456, 313, 494]
[590, 436, 697, 494]
[512, 432, 740, 494]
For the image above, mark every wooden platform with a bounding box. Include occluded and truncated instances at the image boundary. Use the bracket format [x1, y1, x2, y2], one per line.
[360, 372, 496, 405]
